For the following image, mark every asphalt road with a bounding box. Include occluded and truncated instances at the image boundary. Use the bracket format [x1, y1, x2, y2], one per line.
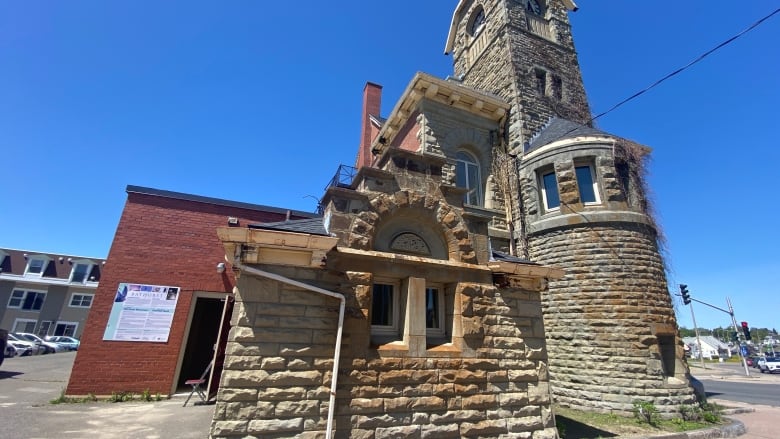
[0, 352, 214, 439]
[702, 379, 780, 407]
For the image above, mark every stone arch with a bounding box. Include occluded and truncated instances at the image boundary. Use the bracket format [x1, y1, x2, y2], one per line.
[347, 190, 476, 264]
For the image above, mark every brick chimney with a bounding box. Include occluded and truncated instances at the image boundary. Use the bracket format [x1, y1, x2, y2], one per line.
[356, 82, 382, 169]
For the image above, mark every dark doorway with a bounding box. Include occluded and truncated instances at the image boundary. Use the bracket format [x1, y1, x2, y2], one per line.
[177, 297, 224, 390]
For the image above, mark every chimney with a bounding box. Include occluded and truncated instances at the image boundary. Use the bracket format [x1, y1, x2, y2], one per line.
[356, 82, 382, 169]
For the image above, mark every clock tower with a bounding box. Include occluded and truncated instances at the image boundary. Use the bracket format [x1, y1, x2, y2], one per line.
[445, 0, 590, 153]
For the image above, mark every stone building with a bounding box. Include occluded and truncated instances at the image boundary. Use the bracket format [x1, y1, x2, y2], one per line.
[210, 1, 697, 436]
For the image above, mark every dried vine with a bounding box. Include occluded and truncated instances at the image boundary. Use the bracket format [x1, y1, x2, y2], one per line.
[491, 147, 526, 257]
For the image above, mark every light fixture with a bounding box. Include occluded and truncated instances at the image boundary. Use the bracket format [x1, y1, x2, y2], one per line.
[216, 262, 226, 274]
[68, 257, 73, 265]
[59, 257, 64, 263]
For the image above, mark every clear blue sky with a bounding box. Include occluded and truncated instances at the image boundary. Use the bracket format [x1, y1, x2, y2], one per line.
[2, 1, 778, 331]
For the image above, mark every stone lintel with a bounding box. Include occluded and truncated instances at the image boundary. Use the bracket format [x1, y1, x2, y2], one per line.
[217, 227, 338, 269]
[487, 260, 564, 280]
[327, 247, 491, 285]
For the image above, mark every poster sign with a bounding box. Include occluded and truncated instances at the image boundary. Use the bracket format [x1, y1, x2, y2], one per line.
[103, 283, 180, 342]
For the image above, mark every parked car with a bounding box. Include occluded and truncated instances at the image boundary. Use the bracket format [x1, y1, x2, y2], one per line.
[760, 357, 780, 374]
[6, 340, 33, 357]
[45, 336, 80, 351]
[13, 333, 61, 354]
[7, 333, 44, 355]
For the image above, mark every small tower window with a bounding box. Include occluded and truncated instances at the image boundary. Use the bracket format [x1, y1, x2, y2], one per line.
[468, 6, 486, 36]
[534, 69, 547, 96]
[526, 0, 543, 15]
[575, 164, 600, 204]
[540, 170, 560, 211]
[551, 75, 563, 100]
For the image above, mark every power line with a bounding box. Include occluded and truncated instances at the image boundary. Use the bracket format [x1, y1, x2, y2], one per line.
[540, 7, 780, 147]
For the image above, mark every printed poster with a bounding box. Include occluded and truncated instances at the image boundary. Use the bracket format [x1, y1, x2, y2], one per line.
[102, 282, 180, 342]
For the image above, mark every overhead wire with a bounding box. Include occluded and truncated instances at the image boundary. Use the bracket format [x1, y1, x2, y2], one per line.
[535, 7, 780, 148]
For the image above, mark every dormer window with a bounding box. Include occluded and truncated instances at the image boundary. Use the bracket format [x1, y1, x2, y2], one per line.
[25, 257, 47, 277]
[71, 263, 92, 283]
[468, 6, 486, 36]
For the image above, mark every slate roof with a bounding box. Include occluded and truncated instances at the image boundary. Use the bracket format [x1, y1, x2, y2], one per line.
[248, 218, 330, 236]
[524, 117, 611, 153]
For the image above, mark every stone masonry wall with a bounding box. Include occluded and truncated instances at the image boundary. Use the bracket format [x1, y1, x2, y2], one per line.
[211, 263, 559, 438]
[528, 224, 696, 415]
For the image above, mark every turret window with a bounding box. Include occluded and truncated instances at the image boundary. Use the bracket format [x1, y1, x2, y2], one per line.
[540, 170, 560, 211]
[575, 164, 600, 204]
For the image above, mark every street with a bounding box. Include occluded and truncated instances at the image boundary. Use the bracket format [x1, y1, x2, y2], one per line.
[0, 352, 214, 439]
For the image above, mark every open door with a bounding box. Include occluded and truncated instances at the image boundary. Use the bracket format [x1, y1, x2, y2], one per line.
[206, 294, 234, 400]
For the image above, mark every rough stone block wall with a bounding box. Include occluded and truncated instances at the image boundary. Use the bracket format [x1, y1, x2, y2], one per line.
[528, 224, 696, 415]
[212, 268, 559, 438]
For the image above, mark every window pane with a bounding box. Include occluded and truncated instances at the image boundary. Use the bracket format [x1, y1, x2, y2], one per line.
[29, 259, 44, 274]
[426, 288, 440, 329]
[575, 165, 597, 203]
[467, 163, 480, 205]
[9, 290, 24, 307]
[72, 264, 90, 283]
[542, 172, 560, 209]
[455, 161, 467, 188]
[371, 284, 393, 326]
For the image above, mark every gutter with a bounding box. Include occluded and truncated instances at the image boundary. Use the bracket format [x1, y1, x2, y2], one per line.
[233, 262, 345, 439]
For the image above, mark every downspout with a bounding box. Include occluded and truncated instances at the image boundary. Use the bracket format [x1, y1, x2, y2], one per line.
[233, 262, 345, 439]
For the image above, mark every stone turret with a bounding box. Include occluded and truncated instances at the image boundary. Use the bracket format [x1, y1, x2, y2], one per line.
[446, 1, 697, 415]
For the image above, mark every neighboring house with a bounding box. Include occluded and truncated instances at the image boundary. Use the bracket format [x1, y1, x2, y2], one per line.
[0, 248, 105, 339]
[684, 336, 731, 359]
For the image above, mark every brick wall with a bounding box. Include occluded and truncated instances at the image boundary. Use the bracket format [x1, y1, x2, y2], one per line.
[66, 192, 310, 396]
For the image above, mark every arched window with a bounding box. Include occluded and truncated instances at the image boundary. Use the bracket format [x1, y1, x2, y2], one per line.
[468, 6, 486, 36]
[456, 151, 482, 206]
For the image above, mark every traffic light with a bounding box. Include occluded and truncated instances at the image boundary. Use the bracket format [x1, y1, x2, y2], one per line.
[680, 284, 691, 305]
[741, 321, 752, 341]
[731, 331, 739, 342]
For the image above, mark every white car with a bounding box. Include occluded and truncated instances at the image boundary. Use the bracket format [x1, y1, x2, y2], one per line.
[45, 336, 80, 351]
[7, 333, 44, 355]
[6, 341, 33, 357]
[13, 333, 61, 354]
[760, 357, 780, 374]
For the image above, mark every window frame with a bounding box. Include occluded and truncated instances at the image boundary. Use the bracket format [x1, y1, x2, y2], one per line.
[468, 6, 486, 37]
[38, 320, 52, 337]
[539, 169, 561, 211]
[574, 163, 601, 205]
[69, 293, 94, 308]
[425, 285, 446, 338]
[25, 257, 48, 277]
[455, 150, 483, 206]
[70, 262, 93, 284]
[370, 280, 401, 337]
[12, 318, 38, 334]
[8, 289, 47, 311]
[54, 321, 78, 337]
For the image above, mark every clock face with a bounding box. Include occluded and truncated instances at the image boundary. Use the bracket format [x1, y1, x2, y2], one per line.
[526, 0, 542, 15]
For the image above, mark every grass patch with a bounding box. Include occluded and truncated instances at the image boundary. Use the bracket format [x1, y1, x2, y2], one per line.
[555, 403, 724, 439]
[50, 389, 98, 404]
[50, 388, 164, 404]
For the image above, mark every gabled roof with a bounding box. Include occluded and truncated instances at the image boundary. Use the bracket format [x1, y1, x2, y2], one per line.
[248, 218, 329, 237]
[524, 117, 610, 153]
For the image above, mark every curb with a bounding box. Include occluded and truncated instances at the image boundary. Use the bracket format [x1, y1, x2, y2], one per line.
[619, 418, 746, 438]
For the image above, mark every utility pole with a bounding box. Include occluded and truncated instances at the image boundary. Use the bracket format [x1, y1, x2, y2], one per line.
[676, 287, 750, 377]
[689, 301, 706, 369]
[727, 297, 750, 376]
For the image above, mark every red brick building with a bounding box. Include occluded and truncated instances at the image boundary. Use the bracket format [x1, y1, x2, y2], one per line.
[66, 186, 316, 397]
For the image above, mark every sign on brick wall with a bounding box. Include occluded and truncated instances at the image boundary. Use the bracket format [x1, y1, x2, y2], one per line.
[102, 282, 180, 342]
